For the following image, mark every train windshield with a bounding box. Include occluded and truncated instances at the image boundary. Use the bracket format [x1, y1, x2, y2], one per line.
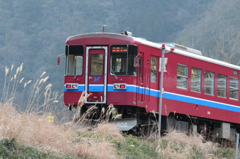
[65, 45, 84, 75]
[110, 45, 137, 76]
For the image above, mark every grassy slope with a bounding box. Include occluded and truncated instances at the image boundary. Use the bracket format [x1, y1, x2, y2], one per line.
[0, 103, 237, 159]
[0, 138, 74, 159]
[0, 133, 236, 159]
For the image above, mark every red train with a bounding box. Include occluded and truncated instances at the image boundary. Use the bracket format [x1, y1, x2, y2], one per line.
[61, 31, 240, 140]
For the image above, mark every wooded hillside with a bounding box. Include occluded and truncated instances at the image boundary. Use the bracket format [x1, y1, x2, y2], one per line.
[0, 0, 239, 112]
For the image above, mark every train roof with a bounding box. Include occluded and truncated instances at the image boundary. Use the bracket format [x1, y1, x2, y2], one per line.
[133, 36, 240, 71]
[67, 32, 240, 70]
[66, 32, 135, 43]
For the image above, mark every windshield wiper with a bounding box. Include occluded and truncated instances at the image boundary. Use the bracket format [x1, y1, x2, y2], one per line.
[111, 67, 118, 80]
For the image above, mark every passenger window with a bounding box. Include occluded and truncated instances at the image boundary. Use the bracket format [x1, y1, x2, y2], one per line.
[204, 71, 214, 95]
[230, 77, 238, 100]
[177, 64, 188, 89]
[151, 58, 157, 83]
[217, 74, 227, 98]
[191, 68, 201, 92]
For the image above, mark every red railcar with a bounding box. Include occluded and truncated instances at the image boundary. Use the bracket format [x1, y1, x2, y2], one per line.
[62, 31, 240, 140]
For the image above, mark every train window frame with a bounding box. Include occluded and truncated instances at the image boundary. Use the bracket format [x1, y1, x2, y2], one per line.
[204, 71, 214, 95]
[191, 67, 201, 92]
[177, 64, 188, 89]
[65, 45, 84, 76]
[217, 74, 227, 98]
[110, 45, 137, 76]
[230, 77, 239, 100]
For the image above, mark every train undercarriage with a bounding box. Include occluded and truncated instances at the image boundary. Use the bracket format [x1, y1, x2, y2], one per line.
[70, 104, 240, 141]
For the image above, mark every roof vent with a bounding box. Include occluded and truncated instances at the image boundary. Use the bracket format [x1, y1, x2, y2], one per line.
[165, 43, 202, 55]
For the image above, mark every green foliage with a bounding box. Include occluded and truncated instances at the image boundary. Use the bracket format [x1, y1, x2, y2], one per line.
[0, 132, 237, 158]
[216, 148, 235, 159]
[176, 0, 240, 65]
[115, 135, 159, 159]
[0, 138, 75, 159]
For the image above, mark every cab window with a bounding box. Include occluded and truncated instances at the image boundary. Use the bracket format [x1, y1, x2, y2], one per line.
[65, 45, 84, 75]
[110, 45, 137, 76]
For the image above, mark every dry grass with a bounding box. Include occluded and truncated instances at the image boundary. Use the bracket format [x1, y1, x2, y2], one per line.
[77, 138, 118, 159]
[94, 123, 125, 142]
[0, 64, 123, 158]
[0, 103, 75, 154]
[0, 103, 124, 158]
[157, 130, 219, 159]
[2, 63, 60, 115]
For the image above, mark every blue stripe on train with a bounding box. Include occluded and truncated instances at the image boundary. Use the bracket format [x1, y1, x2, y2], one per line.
[64, 84, 240, 113]
[164, 92, 240, 113]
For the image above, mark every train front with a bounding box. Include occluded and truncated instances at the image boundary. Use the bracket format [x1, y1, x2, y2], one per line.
[63, 32, 141, 131]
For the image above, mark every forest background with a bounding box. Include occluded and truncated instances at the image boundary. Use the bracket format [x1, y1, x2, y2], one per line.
[0, 0, 239, 120]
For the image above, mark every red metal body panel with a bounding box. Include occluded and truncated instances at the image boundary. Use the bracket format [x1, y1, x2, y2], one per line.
[64, 76, 84, 105]
[164, 52, 239, 105]
[160, 52, 240, 124]
[64, 32, 240, 126]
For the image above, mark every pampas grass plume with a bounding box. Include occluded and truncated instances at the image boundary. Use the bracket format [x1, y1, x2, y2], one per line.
[24, 80, 32, 88]
[11, 64, 14, 71]
[5, 66, 9, 75]
[40, 71, 46, 78]
[20, 77, 24, 83]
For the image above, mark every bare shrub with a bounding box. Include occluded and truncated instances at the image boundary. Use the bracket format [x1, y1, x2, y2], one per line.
[156, 130, 219, 159]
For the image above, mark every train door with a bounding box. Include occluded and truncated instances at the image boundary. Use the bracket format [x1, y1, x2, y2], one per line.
[85, 46, 108, 104]
[137, 52, 144, 102]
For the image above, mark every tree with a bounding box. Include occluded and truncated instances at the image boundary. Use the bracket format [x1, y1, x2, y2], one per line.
[176, 0, 240, 65]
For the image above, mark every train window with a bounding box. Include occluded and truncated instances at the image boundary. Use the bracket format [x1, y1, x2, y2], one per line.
[128, 52, 136, 76]
[90, 54, 103, 76]
[110, 45, 137, 76]
[111, 54, 127, 75]
[151, 58, 157, 83]
[230, 77, 238, 100]
[217, 74, 227, 98]
[191, 68, 201, 92]
[65, 45, 83, 75]
[66, 55, 83, 75]
[204, 71, 214, 95]
[75, 56, 83, 75]
[177, 64, 188, 89]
